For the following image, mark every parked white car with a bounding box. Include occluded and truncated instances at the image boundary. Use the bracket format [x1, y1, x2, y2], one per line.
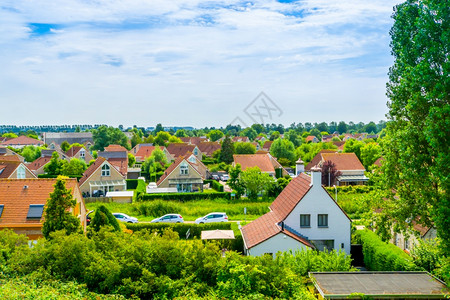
[195, 212, 228, 224]
[112, 213, 138, 223]
[151, 214, 184, 223]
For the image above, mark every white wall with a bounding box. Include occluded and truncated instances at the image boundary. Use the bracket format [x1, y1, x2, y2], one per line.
[248, 233, 310, 258]
[284, 178, 351, 254]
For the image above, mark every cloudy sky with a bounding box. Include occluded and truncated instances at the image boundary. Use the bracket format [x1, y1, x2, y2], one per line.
[0, 0, 400, 128]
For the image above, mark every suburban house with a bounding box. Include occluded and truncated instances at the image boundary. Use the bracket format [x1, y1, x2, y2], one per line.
[1, 136, 44, 149]
[0, 160, 36, 179]
[0, 178, 86, 239]
[27, 156, 52, 176]
[185, 152, 210, 179]
[251, 142, 261, 151]
[255, 136, 267, 142]
[166, 143, 202, 161]
[305, 136, 319, 143]
[43, 132, 93, 146]
[241, 168, 351, 257]
[391, 222, 437, 253]
[233, 153, 288, 177]
[131, 144, 173, 163]
[306, 151, 368, 185]
[232, 136, 250, 143]
[78, 157, 126, 197]
[197, 142, 221, 158]
[0, 146, 25, 162]
[157, 156, 205, 192]
[98, 145, 129, 178]
[332, 141, 345, 152]
[65, 146, 93, 163]
[262, 141, 273, 151]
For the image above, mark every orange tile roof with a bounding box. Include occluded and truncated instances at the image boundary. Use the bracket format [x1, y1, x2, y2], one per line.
[27, 156, 51, 171]
[233, 154, 275, 173]
[134, 146, 163, 161]
[0, 178, 79, 226]
[104, 144, 128, 152]
[305, 136, 318, 142]
[232, 136, 250, 143]
[1, 136, 44, 146]
[305, 150, 337, 171]
[0, 155, 21, 162]
[166, 143, 196, 158]
[262, 141, 273, 150]
[373, 157, 383, 167]
[321, 153, 365, 171]
[107, 158, 128, 176]
[79, 157, 106, 186]
[65, 146, 83, 157]
[180, 137, 208, 145]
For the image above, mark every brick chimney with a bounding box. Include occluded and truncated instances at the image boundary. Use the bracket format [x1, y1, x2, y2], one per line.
[295, 157, 304, 175]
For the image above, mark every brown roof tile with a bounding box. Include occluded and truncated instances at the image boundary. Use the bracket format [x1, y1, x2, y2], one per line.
[1, 136, 44, 146]
[166, 143, 196, 158]
[305, 150, 337, 171]
[0, 161, 21, 178]
[233, 154, 275, 173]
[0, 178, 79, 226]
[134, 146, 164, 161]
[27, 157, 52, 171]
[0, 155, 21, 162]
[107, 158, 128, 176]
[321, 153, 365, 170]
[65, 146, 83, 157]
[197, 142, 221, 157]
[262, 141, 273, 150]
[104, 144, 128, 152]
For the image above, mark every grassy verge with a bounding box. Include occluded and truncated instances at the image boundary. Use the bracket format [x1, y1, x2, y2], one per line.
[86, 199, 271, 222]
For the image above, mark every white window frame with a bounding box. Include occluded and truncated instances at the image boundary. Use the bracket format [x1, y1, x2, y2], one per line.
[17, 165, 26, 179]
[101, 164, 110, 177]
[180, 163, 189, 175]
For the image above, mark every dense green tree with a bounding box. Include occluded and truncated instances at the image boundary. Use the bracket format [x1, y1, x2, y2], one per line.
[154, 123, 164, 135]
[62, 158, 87, 176]
[309, 128, 322, 140]
[44, 152, 66, 176]
[175, 129, 187, 137]
[251, 123, 265, 134]
[380, 0, 450, 255]
[228, 164, 245, 198]
[360, 142, 381, 169]
[168, 136, 182, 143]
[240, 167, 273, 200]
[130, 132, 143, 149]
[1, 132, 18, 138]
[207, 129, 224, 142]
[270, 138, 296, 164]
[60, 141, 70, 152]
[90, 205, 121, 232]
[92, 126, 129, 151]
[337, 121, 348, 134]
[21, 145, 42, 162]
[219, 135, 234, 164]
[153, 131, 171, 146]
[241, 127, 257, 141]
[315, 122, 329, 132]
[285, 129, 302, 147]
[363, 122, 377, 134]
[42, 176, 81, 239]
[234, 142, 256, 154]
[269, 131, 280, 141]
[128, 153, 136, 167]
[343, 139, 365, 160]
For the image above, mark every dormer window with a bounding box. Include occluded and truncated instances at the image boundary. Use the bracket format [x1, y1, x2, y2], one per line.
[180, 163, 189, 175]
[189, 156, 196, 163]
[17, 165, 26, 179]
[101, 164, 110, 176]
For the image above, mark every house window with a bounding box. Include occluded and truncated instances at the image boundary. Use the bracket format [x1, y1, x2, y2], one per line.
[27, 204, 45, 219]
[0, 205, 4, 217]
[300, 214, 311, 227]
[80, 149, 85, 159]
[194, 148, 198, 155]
[318, 214, 328, 227]
[404, 239, 410, 250]
[180, 163, 189, 175]
[17, 165, 26, 179]
[101, 164, 110, 176]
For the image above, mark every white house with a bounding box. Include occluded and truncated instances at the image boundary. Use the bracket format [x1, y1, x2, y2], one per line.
[240, 168, 351, 257]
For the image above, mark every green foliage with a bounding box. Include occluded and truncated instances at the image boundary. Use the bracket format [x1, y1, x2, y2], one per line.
[337, 121, 348, 134]
[219, 135, 234, 164]
[1, 132, 18, 138]
[43, 152, 65, 176]
[355, 229, 417, 271]
[267, 177, 291, 198]
[139, 192, 231, 202]
[240, 167, 273, 200]
[343, 139, 365, 160]
[141, 148, 167, 181]
[153, 131, 171, 146]
[60, 141, 70, 152]
[284, 129, 302, 147]
[360, 142, 381, 169]
[228, 164, 245, 199]
[127, 153, 135, 167]
[382, 0, 450, 255]
[295, 142, 337, 164]
[62, 158, 87, 176]
[42, 176, 81, 239]
[269, 130, 280, 141]
[241, 127, 257, 141]
[134, 179, 146, 201]
[92, 126, 130, 151]
[309, 128, 321, 140]
[270, 138, 295, 163]
[234, 142, 256, 154]
[207, 129, 224, 142]
[126, 179, 139, 190]
[204, 180, 224, 192]
[90, 205, 121, 232]
[21, 145, 42, 162]
[0, 229, 28, 264]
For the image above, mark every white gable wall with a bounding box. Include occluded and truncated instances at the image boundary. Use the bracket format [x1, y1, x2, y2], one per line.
[284, 181, 351, 254]
[247, 233, 310, 258]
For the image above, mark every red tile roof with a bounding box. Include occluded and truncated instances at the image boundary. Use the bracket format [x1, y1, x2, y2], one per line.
[104, 144, 128, 152]
[321, 153, 365, 171]
[373, 157, 383, 167]
[305, 136, 318, 142]
[0, 161, 21, 178]
[0, 178, 79, 226]
[0, 155, 21, 162]
[179, 137, 208, 145]
[79, 157, 106, 186]
[134, 146, 164, 161]
[232, 136, 250, 143]
[1, 136, 44, 146]
[107, 158, 128, 176]
[262, 141, 273, 150]
[65, 146, 83, 157]
[305, 150, 337, 171]
[166, 143, 196, 158]
[233, 154, 275, 173]
[27, 156, 51, 171]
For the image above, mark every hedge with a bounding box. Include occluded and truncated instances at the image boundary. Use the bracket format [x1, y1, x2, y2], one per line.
[37, 174, 82, 181]
[325, 185, 375, 194]
[356, 229, 418, 271]
[204, 180, 224, 192]
[138, 192, 231, 202]
[126, 179, 138, 190]
[201, 158, 216, 165]
[134, 180, 147, 202]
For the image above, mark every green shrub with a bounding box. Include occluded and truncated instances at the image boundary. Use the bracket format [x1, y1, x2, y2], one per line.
[132, 200, 180, 217]
[90, 205, 121, 232]
[356, 229, 418, 271]
[204, 180, 225, 192]
[126, 222, 232, 239]
[134, 179, 146, 201]
[126, 179, 138, 190]
[37, 174, 82, 181]
[139, 192, 231, 202]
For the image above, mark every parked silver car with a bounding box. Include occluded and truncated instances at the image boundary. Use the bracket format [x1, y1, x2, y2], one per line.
[195, 212, 228, 224]
[112, 213, 138, 223]
[151, 214, 184, 223]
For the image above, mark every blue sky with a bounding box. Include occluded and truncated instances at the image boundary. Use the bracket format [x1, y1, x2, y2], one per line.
[0, 0, 400, 128]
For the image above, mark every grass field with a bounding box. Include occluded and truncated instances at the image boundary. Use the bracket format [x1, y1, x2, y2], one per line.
[86, 199, 271, 222]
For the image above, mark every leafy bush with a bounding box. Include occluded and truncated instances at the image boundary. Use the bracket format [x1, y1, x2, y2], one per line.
[204, 180, 224, 192]
[134, 179, 146, 201]
[356, 229, 418, 271]
[90, 205, 121, 232]
[126, 222, 232, 239]
[126, 179, 138, 190]
[132, 200, 180, 217]
[139, 192, 231, 202]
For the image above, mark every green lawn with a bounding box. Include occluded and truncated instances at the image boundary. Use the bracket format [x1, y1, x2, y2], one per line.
[86, 199, 271, 222]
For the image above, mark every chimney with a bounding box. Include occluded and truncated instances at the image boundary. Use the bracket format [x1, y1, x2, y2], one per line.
[295, 158, 304, 175]
[310, 166, 322, 187]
